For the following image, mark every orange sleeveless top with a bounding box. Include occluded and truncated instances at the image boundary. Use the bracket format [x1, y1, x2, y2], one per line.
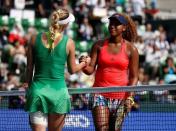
[93, 40, 129, 99]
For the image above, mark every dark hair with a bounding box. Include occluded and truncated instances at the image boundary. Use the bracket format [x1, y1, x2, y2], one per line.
[166, 56, 174, 63]
[114, 13, 137, 42]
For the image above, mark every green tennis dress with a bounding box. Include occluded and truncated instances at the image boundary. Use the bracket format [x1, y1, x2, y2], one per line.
[25, 33, 71, 114]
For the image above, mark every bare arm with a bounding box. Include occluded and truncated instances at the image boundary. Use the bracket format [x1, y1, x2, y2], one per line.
[81, 41, 101, 75]
[127, 43, 139, 97]
[38, 4, 45, 17]
[163, 67, 169, 73]
[26, 35, 35, 85]
[67, 39, 86, 74]
[128, 44, 139, 86]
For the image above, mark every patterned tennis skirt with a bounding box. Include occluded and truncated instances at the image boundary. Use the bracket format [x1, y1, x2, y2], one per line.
[90, 94, 128, 129]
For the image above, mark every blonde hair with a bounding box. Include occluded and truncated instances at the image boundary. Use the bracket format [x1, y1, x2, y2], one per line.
[48, 8, 69, 50]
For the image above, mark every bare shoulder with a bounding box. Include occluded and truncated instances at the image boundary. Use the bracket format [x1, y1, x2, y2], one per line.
[67, 38, 75, 48]
[95, 39, 105, 47]
[92, 39, 105, 51]
[125, 40, 138, 53]
[67, 38, 74, 44]
[66, 38, 75, 55]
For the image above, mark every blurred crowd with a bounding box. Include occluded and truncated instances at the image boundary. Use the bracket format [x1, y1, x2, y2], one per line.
[0, 0, 176, 109]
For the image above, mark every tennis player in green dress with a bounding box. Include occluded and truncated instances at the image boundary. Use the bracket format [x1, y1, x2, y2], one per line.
[24, 8, 88, 131]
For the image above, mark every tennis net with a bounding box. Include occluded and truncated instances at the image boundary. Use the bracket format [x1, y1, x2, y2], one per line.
[0, 84, 176, 131]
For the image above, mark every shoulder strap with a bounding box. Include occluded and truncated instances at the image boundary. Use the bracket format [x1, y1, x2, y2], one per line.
[97, 39, 108, 54]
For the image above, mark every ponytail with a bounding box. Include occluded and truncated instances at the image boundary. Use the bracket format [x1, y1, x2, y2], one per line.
[122, 14, 137, 42]
[48, 11, 61, 51]
[47, 8, 69, 52]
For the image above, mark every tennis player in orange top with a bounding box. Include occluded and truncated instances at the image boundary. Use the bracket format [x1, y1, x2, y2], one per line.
[80, 13, 139, 131]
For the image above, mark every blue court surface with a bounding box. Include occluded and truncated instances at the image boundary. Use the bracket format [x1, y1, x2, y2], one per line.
[0, 109, 176, 131]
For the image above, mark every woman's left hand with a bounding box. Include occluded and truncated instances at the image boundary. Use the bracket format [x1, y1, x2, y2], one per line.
[85, 56, 91, 66]
[125, 97, 134, 113]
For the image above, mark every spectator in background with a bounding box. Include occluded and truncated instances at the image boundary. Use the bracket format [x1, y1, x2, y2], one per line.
[134, 36, 145, 66]
[131, 0, 145, 24]
[170, 37, 176, 57]
[154, 25, 166, 39]
[80, 13, 139, 131]
[79, 17, 93, 41]
[150, 0, 158, 9]
[134, 20, 145, 37]
[163, 56, 176, 84]
[0, 0, 13, 15]
[145, 31, 170, 80]
[33, 0, 52, 18]
[138, 67, 149, 85]
[154, 33, 170, 57]
[11, 41, 26, 74]
[142, 23, 155, 45]
[144, 42, 161, 79]
[0, 64, 8, 90]
[8, 23, 26, 45]
[14, 0, 25, 10]
[162, 56, 176, 103]
[74, 1, 89, 25]
[0, 26, 9, 49]
[5, 72, 20, 91]
[87, 0, 106, 8]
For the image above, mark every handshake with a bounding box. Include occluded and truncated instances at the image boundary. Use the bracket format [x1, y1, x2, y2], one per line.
[79, 55, 91, 68]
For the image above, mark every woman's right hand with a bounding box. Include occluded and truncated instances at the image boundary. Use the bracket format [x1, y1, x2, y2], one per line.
[85, 56, 91, 66]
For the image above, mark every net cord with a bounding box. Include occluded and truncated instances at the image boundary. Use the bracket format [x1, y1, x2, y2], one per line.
[0, 84, 176, 96]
